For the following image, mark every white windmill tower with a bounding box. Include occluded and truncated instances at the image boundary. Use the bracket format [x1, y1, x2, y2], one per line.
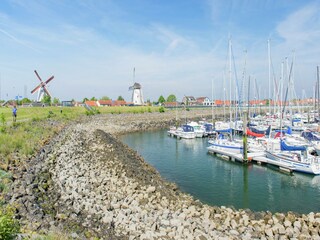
[30, 70, 54, 102]
[129, 68, 144, 105]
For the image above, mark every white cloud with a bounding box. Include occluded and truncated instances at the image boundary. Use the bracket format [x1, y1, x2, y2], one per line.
[277, 2, 320, 47]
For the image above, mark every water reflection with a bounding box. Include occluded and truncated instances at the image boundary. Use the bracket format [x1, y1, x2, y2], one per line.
[121, 130, 320, 213]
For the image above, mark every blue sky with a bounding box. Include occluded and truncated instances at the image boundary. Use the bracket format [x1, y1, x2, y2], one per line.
[0, 0, 319, 102]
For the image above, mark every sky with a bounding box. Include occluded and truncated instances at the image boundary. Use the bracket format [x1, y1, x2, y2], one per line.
[0, 0, 320, 102]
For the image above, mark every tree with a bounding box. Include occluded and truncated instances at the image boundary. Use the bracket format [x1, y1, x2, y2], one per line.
[83, 97, 89, 103]
[90, 97, 97, 101]
[42, 95, 51, 105]
[117, 96, 124, 101]
[21, 98, 32, 104]
[53, 97, 60, 105]
[166, 94, 177, 102]
[158, 95, 165, 104]
[101, 96, 110, 100]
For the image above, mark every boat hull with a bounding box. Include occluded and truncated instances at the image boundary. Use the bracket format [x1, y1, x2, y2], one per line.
[266, 151, 320, 175]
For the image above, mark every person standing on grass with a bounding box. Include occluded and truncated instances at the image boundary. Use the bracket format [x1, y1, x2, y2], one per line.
[12, 105, 17, 122]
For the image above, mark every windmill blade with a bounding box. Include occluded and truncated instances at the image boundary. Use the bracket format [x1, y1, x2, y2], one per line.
[43, 86, 51, 97]
[31, 83, 42, 94]
[45, 75, 54, 84]
[34, 70, 43, 83]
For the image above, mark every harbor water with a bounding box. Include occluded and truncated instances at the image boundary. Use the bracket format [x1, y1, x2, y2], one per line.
[121, 130, 320, 214]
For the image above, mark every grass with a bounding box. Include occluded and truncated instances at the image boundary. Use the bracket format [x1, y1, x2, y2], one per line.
[0, 105, 163, 167]
[0, 106, 86, 122]
[0, 106, 162, 121]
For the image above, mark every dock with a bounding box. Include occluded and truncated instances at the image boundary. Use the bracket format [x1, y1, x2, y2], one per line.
[207, 147, 295, 174]
[207, 147, 265, 162]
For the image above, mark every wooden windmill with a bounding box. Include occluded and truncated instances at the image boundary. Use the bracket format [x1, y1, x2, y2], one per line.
[30, 70, 54, 102]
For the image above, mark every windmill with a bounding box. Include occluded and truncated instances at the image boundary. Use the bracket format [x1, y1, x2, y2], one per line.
[129, 68, 144, 105]
[30, 70, 54, 102]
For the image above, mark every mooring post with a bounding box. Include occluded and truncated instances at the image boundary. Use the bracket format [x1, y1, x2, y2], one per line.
[243, 111, 248, 163]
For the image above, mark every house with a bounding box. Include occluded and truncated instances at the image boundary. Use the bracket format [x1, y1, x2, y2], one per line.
[196, 97, 212, 106]
[74, 101, 84, 107]
[163, 102, 180, 107]
[61, 101, 74, 107]
[85, 100, 99, 107]
[98, 100, 112, 106]
[182, 96, 197, 106]
[214, 100, 223, 107]
[113, 100, 127, 106]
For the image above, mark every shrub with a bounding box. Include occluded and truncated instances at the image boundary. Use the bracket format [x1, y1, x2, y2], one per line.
[85, 110, 94, 116]
[47, 111, 56, 118]
[159, 107, 165, 113]
[0, 113, 5, 126]
[0, 205, 19, 239]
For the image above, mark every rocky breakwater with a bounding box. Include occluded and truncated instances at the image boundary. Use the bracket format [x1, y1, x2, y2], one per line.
[8, 113, 320, 239]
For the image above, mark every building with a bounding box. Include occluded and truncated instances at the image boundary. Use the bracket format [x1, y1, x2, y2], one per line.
[196, 97, 212, 106]
[163, 102, 180, 107]
[113, 100, 127, 106]
[182, 96, 197, 106]
[98, 100, 112, 106]
[61, 101, 74, 107]
[85, 100, 99, 107]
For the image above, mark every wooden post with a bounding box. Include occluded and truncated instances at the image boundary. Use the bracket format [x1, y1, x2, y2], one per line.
[243, 111, 248, 163]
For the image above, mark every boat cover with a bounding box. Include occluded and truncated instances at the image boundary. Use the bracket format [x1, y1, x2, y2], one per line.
[182, 125, 194, 132]
[246, 128, 265, 137]
[215, 128, 232, 133]
[204, 123, 213, 132]
[301, 131, 320, 141]
[280, 140, 306, 151]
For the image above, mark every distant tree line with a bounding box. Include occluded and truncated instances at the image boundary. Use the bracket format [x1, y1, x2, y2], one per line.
[82, 96, 125, 103]
[156, 94, 177, 105]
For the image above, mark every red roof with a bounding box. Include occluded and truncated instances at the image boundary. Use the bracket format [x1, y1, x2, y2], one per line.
[164, 102, 179, 107]
[99, 100, 112, 105]
[85, 101, 98, 107]
[113, 100, 127, 106]
[196, 97, 206, 103]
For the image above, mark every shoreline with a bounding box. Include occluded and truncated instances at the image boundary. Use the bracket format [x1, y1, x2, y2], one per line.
[8, 111, 320, 239]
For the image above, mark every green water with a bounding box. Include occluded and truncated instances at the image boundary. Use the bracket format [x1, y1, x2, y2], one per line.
[121, 130, 320, 214]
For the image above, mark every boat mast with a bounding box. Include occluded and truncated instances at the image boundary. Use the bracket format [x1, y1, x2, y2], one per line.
[268, 39, 271, 115]
[317, 66, 320, 120]
[229, 38, 232, 123]
[280, 61, 284, 120]
[247, 76, 250, 116]
[211, 78, 214, 123]
[223, 87, 226, 121]
[253, 77, 256, 116]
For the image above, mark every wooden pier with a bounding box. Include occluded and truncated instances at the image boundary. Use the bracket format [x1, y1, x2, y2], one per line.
[207, 147, 265, 162]
[207, 147, 295, 174]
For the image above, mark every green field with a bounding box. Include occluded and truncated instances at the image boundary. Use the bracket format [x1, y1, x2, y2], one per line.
[0, 106, 163, 163]
[0, 105, 162, 122]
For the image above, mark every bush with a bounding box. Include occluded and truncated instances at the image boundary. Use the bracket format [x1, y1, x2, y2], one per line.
[159, 107, 165, 113]
[0, 205, 19, 239]
[85, 110, 94, 116]
[47, 111, 56, 118]
[0, 113, 6, 126]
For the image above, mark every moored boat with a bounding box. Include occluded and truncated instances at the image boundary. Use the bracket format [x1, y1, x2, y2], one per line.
[265, 140, 320, 175]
